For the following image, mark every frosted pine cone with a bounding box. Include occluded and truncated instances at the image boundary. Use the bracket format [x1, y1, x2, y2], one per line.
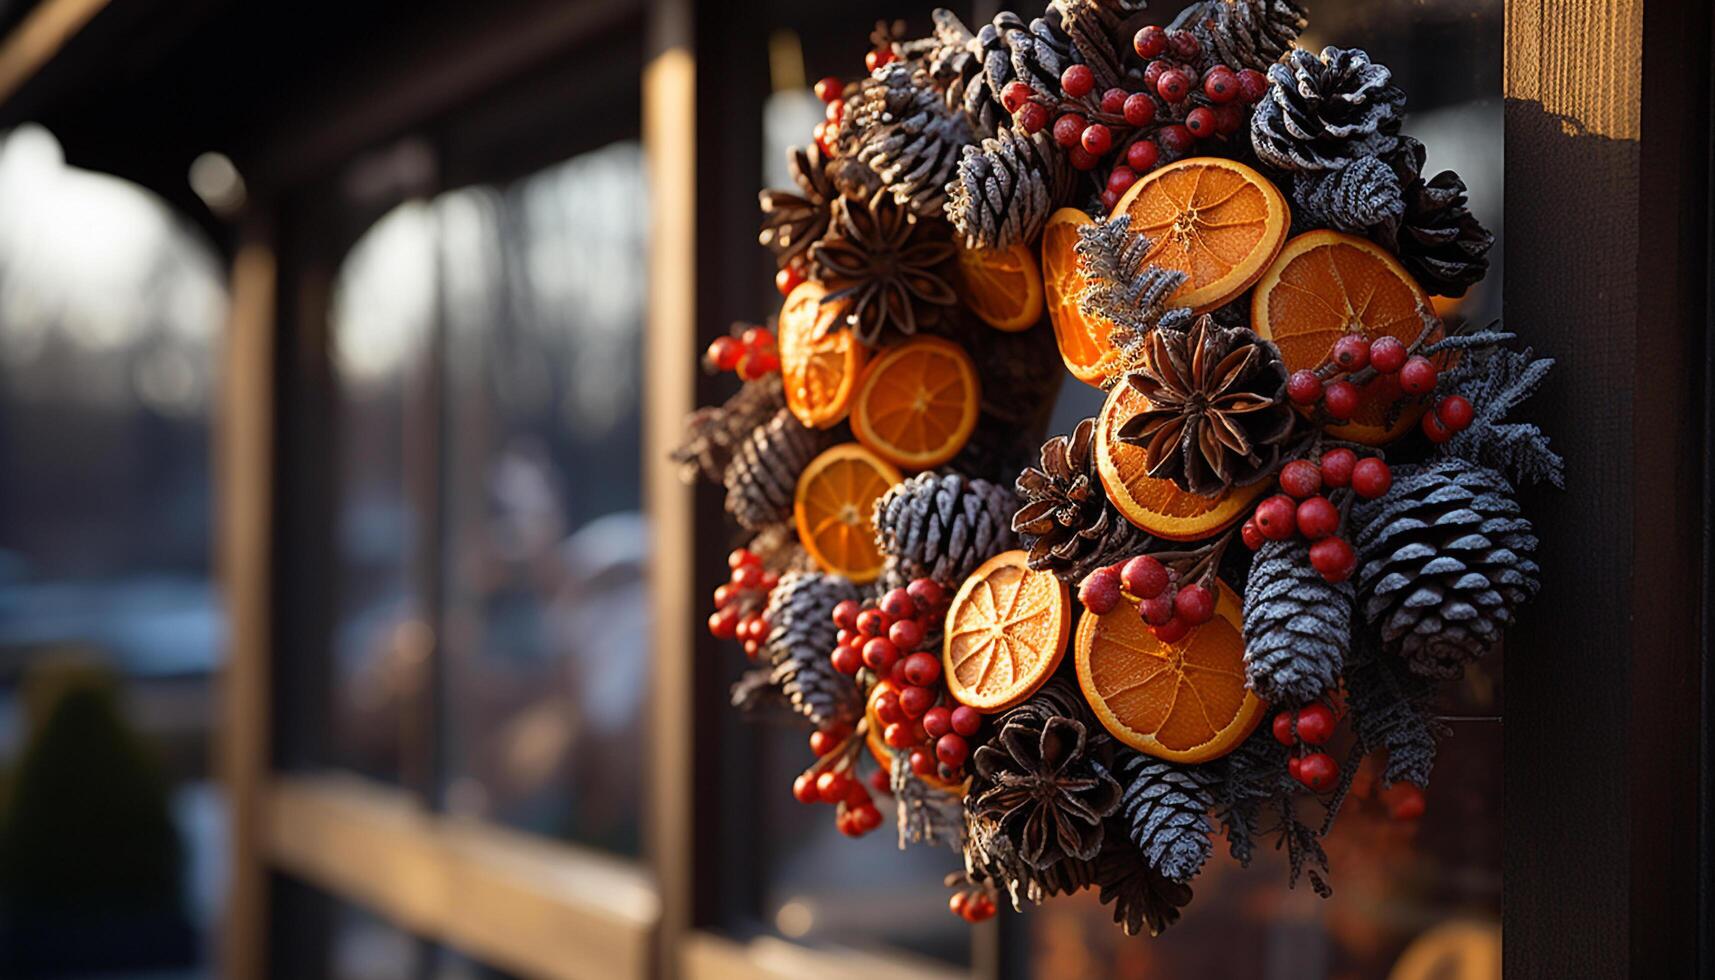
[672, 375, 784, 484]
[1351, 458, 1540, 678]
[1242, 539, 1354, 704]
[1118, 755, 1215, 883]
[722, 408, 833, 532]
[1251, 46, 1404, 172]
[846, 62, 974, 218]
[945, 125, 1071, 249]
[1290, 155, 1405, 233]
[873, 470, 1018, 586]
[1170, 0, 1308, 73]
[761, 571, 863, 728]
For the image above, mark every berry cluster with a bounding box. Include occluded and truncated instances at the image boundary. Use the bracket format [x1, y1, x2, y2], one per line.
[705, 547, 780, 656]
[811, 74, 848, 163]
[1241, 450, 1395, 583]
[1270, 702, 1338, 792]
[830, 579, 979, 784]
[1079, 554, 1216, 645]
[947, 886, 998, 923]
[704, 325, 780, 382]
[791, 728, 887, 838]
[1379, 781, 1426, 821]
[1000, 24, 1269, 209]
[1286, 333, 1448, 427]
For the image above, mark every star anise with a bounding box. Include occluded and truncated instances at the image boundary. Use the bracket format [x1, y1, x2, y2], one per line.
[809, 194, 958, 346]
[758, 144, 836, 270]
[1117, 315, 1294, 496]
[968, 691, 1122, 869]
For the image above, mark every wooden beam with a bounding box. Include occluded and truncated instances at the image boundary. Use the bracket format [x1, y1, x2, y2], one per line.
[681, 932, 965, 980]
[0, 0, 107, 106]
[264, 775, 659, 980]
[217, 226, 278, 980]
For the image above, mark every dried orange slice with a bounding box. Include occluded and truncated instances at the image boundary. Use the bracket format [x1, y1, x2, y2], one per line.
[1074, 579, 1263, 763]
[1252, 230, 1441, 445]
[1110, 157, 1289, 313]
[1042, 208, 1123, 387]
[943, 550, 1071, 712]
[850, 336, 980, 470]
[956, 242, 1044, 332]
[1093, 382, 1264, 541]
[779, 282, 869, 429]
[793, 444, 901, 584]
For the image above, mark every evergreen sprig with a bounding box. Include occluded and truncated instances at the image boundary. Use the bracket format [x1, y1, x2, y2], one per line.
[1074, 216, 1188, 362]
[1436, 344, 1564, 489]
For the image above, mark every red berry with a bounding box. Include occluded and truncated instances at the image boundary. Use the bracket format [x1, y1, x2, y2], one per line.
[948, 892, 970, 919]
[1421, 410, 1453, 443]
[910, 747, 936, 776]
[1320, 448, 1356, 488]
[731, 563, 763, 590]
[1133, 25, 1167, 59]
[1436, 395, 1474, 431]
[1052, 113, 1086, 148]
[853, 802, 883, 833]
[907, 578, 945, 608]
[1099, 189, 1120, 212]
[880, 588, 915, 620]
[739, 349, 780, 379]
[1167, 29, 1200, 59]
[1080, 123, 1113, 156]
[1123, 93, 1157, 127]
[965, 893, 997, 922]
[922, 706, 953, 740]
[1272, 711, 1295, 745]
[1279, 459, 1322, 498]
[869, 766, 892, 794]
[1061, 64, 1095, 98]
[843, 778, 871, 808]
[1322, 380, 1360, 421]
[794, 772, 822, 803]
[775, 264, 804, 296]
[1308, 536, 1356, 583]
[1253, 494, 1298, 541]
[1213, 104, 1244, 136]
[1156, 69, 1190, 103]
[1332, 334, 1371, 371]
[1121, 555, 1169, 599]
[1079, 567, 1124, 615]
[708, 607, 739, 639]
[862, 636, 900, 673]
[1106, 165, 1137, 195]
[740, 326, 773, 350]
[1399, 356, 1438, 395]
[899, 683, 934, 717]
[1368, 335, 1408, 373]
[1297, 752, 1337, 792]
[950, 705, 982, 737]
[832, 599, 861, 630]
[902, 652, 941, 687]
[936, 732, 969, 767]
[830, 645, 862, 675]
[1203, 68, 1239, 103]
[812, 121, 833, 158]
[759, 571, 779, 591]
[1016, 101, 1049, 134]
[888, 658, 912, 688]
[1294, 703, 1335, 745]
[706, 336, 743, 372]
[1099, 87, 1128, 115]
[1138, 594, 1175, 626]
[1184, 106, 1217, 139]
[1068, 146, 1101, 172]
[1383, 782, 1427, 821]
[1157, 124, 1194, 155]
[809, 727, 844, 756]
[856, 609, 886, 637]
[713, 583, 737, 608]
[814, 76, 843, 103]
[1351, 457, 1392, 499]
[1295, 495, 1340, 540]
[1174, 584, 1215, 625]
[883, 721, 915, 749]
[825, 99, 845, 125]
[1236, 68, 1269, 103]
[1286, 369, 1324, 405]
[888, 617, 924, 652]
[866, 48, 894, 72]
[1000, 80, 1034, 114]
[816, 770, 848, 803]
[1153, 615, 1191, 644]
[1142, 61, 1167, 90]
[875, 690, 903, 725]
[1125, 139, 1160, 172]
[1241, 519, 1264, 551]
[1287, 755, 1303, 781]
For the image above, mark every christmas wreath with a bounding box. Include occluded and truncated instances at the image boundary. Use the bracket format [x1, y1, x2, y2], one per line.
[676, 0, 1556, 936]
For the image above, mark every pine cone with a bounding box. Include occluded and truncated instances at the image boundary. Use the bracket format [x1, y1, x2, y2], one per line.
[763, 572, 863, 728]
[1092, 841, 1195, 936]
[1116, 316, 1294, 496]
[722, 408, 833, 531]
[1042, 0, 1146, 93]
[1290, 155, 1405, 234]
[968, 678, 1122, 869]
[810, 195, 959, 346]
[873, 470, 1019, 586]
[1351, 457, 1540, 679]
[1242, 539, 1355, 704]
[758, 145, 835, 269]
[1391, 147, 1494, 298]
[1169, 0, 1308, 73]
[672, 375, 784, 484]
[845, 62, 974, 218]
[1118, 754, 1214, 883]
[945, 126, 1072, 249]
[1251, 46, 1404, 173]
[1014, 418, 1154, 581]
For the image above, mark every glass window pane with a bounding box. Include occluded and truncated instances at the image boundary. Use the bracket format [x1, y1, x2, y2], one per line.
[436, 143, 651, 854]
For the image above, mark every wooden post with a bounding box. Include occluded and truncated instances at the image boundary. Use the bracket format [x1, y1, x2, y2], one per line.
[1503, 0, 1710, 974]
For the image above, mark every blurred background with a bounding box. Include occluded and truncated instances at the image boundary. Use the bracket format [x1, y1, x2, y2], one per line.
[0, 1, 1501, 978]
